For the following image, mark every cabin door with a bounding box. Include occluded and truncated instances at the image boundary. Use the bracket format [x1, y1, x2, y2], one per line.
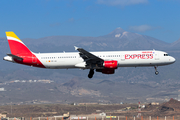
[155, 53, 159, 60]
[121, 54, 125, 61]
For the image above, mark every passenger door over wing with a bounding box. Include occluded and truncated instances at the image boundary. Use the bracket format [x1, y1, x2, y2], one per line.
[121, 54, 125, 61]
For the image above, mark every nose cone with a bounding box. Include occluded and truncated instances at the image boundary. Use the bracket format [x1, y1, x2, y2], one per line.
[172, 57, 176, 63]
[170, 57, 176, 63]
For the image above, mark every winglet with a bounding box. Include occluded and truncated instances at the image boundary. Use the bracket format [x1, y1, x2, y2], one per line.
[74, 46, 79, 50]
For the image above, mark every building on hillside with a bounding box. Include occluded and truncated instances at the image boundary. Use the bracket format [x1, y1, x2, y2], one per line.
[0, 88, 5, 91]
[141, 104, 145, 108]
[151, 102, 159, 105]
[99, 112, 106, 116]
[70, 103, 78, 105]
[178, 90, 180, 101]
[0, 113, 7, 118]
[178, 95, 180, 101]
[96, 110, 101, 112]
[78, 103, 98, 105]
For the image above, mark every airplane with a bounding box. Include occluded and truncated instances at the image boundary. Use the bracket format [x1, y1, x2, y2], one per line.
[3, 32, 176, 78]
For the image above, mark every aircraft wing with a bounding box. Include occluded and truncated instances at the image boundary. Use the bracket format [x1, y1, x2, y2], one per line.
[74, 46, 104, 63]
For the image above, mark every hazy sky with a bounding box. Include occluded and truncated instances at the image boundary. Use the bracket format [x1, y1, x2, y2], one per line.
[0, 0, 180, 43]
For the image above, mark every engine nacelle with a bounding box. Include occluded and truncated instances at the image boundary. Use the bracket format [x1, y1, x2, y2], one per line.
[103, 60, 118, 69]
[102, 69, 115, 74]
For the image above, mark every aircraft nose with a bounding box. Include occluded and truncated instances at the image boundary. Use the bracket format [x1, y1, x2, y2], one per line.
[171, 57, 176, 63]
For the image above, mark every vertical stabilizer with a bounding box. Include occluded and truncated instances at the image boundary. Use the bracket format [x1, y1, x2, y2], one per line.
[6, 32, 32, 56]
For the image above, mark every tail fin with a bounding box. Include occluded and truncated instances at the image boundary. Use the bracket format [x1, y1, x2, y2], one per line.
[6, 32, 32, 56]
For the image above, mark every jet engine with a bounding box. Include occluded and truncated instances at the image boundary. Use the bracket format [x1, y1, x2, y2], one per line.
[96, 60, 118, 74]
[103, 60, 118, 69]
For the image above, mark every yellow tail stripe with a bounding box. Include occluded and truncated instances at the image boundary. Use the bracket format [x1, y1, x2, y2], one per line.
[6, 31, 22, 41]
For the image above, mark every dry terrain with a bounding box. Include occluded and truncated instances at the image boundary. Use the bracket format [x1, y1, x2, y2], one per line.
[0, 99, 180, 120]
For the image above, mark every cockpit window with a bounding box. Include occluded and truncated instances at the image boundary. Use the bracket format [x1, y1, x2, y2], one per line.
[164, 54, 169, 56]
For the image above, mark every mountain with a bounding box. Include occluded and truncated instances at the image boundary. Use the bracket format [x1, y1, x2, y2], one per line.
[169, 38, 180, 50]
[102, 27, 126, 38]
[72, 27, 169, 51]
[0, 28, 177, 53]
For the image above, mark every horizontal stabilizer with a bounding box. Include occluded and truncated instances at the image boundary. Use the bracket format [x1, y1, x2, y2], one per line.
[7, 53, 23, 60]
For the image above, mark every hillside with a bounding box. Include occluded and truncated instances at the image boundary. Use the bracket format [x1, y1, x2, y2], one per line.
[144, 99, 180, 117]
[0, 99, 180, 118]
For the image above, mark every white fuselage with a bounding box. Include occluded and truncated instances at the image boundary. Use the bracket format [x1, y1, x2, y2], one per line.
[34, 50, 175, 69]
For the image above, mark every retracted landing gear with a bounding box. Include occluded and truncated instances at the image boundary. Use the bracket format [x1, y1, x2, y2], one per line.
[154, 66, 159, 75]
[88, 69, 94, 78]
